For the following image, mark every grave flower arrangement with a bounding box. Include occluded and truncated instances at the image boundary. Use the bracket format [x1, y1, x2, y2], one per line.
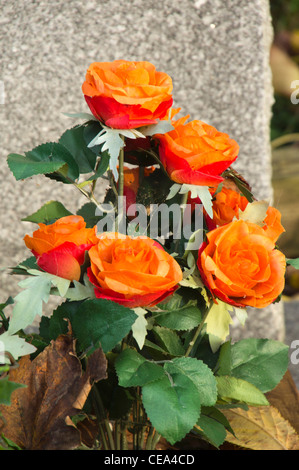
[0, 60, 297, 451]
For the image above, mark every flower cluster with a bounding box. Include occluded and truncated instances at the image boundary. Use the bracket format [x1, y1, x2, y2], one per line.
[3, 59, 293, 451]
[22, 59, 286, 312]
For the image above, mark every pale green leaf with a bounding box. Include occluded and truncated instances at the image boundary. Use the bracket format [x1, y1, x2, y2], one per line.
[238, 200, 269, 226]
[131, 308, 148, 350]
[216, 375, 269, 406]
[205, 300, 234, 353]
[63, 112, 98, 121]
[8, 276, 53, 335]
[166, 183, 181, 201]
[64, 273, 96, 301]
[140, 119, 174, 136]
[180, 184, 213, 218]
[233, 306, 248, 326]
[87, 126, 125, 180]
[0, 331, 36, 361]
[7, 269, 71, 335]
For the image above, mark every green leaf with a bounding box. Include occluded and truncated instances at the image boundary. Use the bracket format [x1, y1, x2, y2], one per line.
[216, 341, 232, 376]
[0, 435, 22, 450]
[230, 338, 289, 393]
[7, 142, 79, 182]
[10, 256, 39, 275]
[142, 362, 201, 444]
[165, 357, 218, 407]
[76, 202, 103, 228]
[115, 348, 164, 387]
[59, 125, 97, 173]
[0, 377, 26, 406]
[39, 301, 80, 343]
[22, 200, 72, 224]
[196, 407, 230, 448]
[286, 258, 299, 269]
[69, 298, 137, 355]
[153, 294, 202, 331]
[216, 376, 269, 406]
[151, 326, 185, 357]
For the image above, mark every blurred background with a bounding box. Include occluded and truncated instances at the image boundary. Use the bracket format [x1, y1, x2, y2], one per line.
[269, 0, 299, 296]
[270, 1, 299, 385]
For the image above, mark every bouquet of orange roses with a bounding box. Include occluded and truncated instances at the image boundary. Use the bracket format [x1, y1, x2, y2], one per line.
[0, 60, 296, 451]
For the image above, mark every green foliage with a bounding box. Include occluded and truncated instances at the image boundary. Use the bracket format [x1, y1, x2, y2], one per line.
[196, 406, 234, 448]
[153, 288, 203, 331]
[141, 357, 217, 445]
[7, 142, 79, 182]
[41, 299, 137, 356]
[7, 270, 71, 335]
[230, 338, 289, 393]
[216, 376, 269, 406]
[287, 257, 299, 269]
[22, 200, 72, 224]
[59, 125, 97, 174]
[115, 348, 165, 387]
[0, 377, 26, 406]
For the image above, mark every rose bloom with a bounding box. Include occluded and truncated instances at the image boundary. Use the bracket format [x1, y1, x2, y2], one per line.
[82, 60, 173, 129]
[24, 215, 98, 281]
[197, 219, 286, 309]
[210, 188, 285, 242]
[87, 233, 183, 308]
[189, 185, 285, 243]
[210, 187, 249, 227]
[155, 116, 239, 186]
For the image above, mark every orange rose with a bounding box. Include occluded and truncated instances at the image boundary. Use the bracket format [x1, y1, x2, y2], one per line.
[24, 215, 98, 281]
[82, 60, 173, 129]
[87, 233, 183, 308]
[155, 116, 239, 186]
[197, 219, 286, 308]
[211, 187, 249, 227]
[262, 206, 285, 243]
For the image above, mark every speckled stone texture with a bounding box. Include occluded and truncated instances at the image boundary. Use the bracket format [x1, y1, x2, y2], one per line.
[0, 0, 285, 340]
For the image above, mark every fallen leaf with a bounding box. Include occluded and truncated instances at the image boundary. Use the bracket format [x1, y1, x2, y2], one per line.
[266, 370, 299, 435]
[222, 405, 299, 450]
[0, 333, 107, 450]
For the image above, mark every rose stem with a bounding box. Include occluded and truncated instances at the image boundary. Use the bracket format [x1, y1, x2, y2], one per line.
[184, 301, 213, 357]
[116, 137, 125, 232]
[174, 190, 189, 253]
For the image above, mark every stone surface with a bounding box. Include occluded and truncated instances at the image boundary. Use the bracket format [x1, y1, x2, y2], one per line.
[0, 0, 285, 341]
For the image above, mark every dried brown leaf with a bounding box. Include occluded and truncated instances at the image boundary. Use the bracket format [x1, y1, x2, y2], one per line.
[0, 334, 107, 450]
[222, 405, 299, 450]
[266, 369, 299, 434]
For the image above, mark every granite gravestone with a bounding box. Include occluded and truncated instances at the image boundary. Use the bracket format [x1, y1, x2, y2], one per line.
[0, 0, 284, 340]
